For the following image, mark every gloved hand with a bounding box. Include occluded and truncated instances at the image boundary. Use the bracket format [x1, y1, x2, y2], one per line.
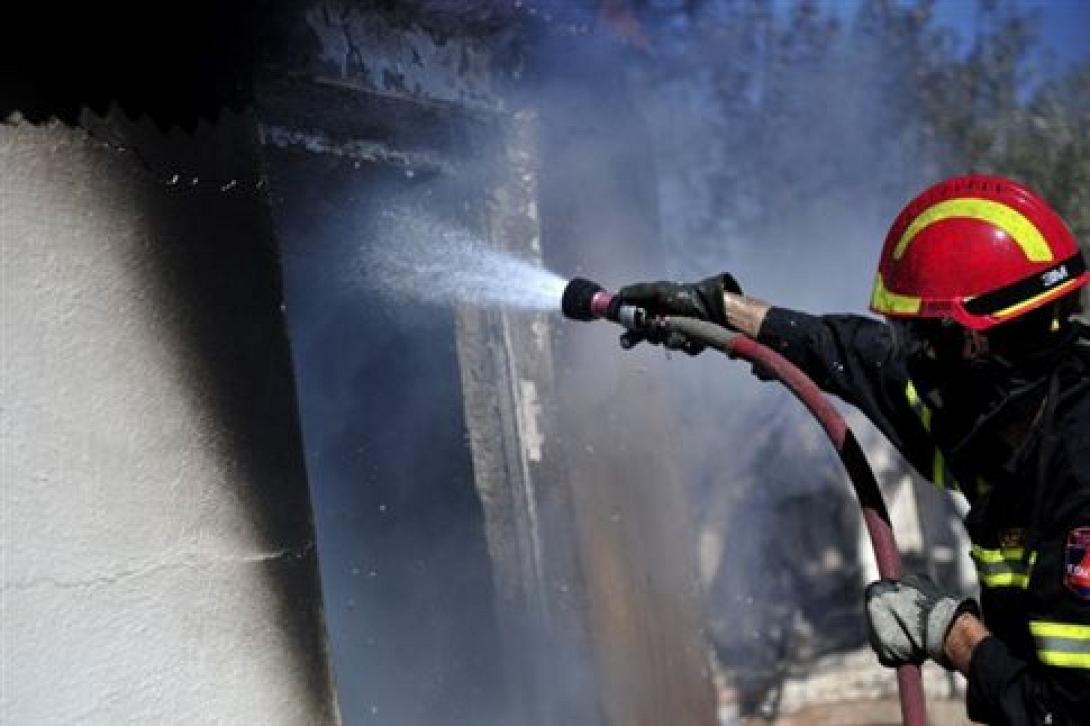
[865, 573, 979, 669]
[617, 273, 741, 354]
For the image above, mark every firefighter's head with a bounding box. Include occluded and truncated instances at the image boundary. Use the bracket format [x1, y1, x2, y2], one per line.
[870, 174, 1087, 386]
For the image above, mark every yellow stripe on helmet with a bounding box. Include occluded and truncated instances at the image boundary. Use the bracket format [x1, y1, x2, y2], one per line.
[893, 198, 1054, 263]
[992, 277, 1083, 320]
[870, 273, 921, 315]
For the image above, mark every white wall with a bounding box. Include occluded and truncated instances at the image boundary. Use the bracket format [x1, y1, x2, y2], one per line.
[1, 116, 338, 725]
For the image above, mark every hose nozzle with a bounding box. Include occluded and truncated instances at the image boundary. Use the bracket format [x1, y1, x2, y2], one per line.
[562, 277, 613, 321]
[561, 277, 648, 330]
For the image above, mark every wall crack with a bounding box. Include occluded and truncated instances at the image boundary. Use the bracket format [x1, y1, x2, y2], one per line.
[3, 542, 316, 592]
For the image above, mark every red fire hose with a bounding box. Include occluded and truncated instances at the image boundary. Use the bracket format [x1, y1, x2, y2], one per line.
[663, 316, 927, 726]
[560, 277, 927, 724]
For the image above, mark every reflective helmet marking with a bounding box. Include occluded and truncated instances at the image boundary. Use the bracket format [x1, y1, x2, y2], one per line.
[963, 253, 1087, 318]
[992, 277, 1083, 320]
[892, 197, 1054, 263]
[871, 273, 921, 315]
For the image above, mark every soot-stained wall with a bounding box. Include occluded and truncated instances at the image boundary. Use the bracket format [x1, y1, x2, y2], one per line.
[0, 110, 337, 723]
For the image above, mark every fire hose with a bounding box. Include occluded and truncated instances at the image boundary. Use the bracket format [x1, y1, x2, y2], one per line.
[561, 278, 928, 726]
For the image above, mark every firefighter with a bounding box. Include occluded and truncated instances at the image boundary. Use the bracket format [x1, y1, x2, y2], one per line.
[619, 175, 1090, 724]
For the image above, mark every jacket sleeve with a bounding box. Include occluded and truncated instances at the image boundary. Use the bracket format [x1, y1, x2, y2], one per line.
[967, 632, 1089, 726]
[756, 307, 937, 477]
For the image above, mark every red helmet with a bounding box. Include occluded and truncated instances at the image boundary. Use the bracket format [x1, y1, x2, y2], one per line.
[869, 174, 1087, 331]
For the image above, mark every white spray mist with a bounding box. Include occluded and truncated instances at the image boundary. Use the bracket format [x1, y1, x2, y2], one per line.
[362, 213, 568, 311]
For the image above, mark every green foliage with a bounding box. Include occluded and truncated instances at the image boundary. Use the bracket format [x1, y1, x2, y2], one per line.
[912, 0, 1090, 245]
[968, 66, 1090, 243]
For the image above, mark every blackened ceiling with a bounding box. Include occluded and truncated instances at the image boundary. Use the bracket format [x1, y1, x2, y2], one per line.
[0, 0, 616, 130]
[0, 1, 260, 129]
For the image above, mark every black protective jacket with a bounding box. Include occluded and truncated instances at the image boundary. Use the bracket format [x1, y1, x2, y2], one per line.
[756, 307, 1090, 726]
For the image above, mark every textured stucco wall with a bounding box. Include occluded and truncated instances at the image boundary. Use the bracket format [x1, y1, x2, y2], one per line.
[0, 114, 338, 724]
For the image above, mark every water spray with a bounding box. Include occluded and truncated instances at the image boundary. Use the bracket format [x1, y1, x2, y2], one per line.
[561, 276, 929, 726]
[363, 217, 568, 312]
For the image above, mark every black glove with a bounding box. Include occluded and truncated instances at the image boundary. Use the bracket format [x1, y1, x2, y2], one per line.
[864, 573, 979, 669]
[617, 273, 741, 354]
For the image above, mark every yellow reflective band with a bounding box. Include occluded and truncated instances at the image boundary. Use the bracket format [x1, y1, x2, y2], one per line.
[1030, 622, 1090, 640]
[906, 380, 920, 407]
[871, 273, 922, 315]
[979, 572, 1031, 588]
[1032, 622, 1090, 669]
[1037, 651, 1090, 668]
[893, 198, 1054, 263]
[932, 449, 945, 489]
[972, 547, 1035, 589]
[971, 545, 1026, 564]
[904, 381, 932, 427]
[904, 381, 961, 490]
[993, 277, 1083, 319]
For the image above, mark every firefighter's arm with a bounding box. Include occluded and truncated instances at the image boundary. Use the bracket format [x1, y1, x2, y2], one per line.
[943, 611, 990, 672]
[745, 299, 929, 434]
[749, 304, 898, 402]
[641, 284, 944, 486]
[619, 282, 891, 400]
[722, 290, 770, 338]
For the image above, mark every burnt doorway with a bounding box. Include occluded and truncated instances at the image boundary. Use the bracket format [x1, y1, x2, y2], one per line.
[264, 143, 509, 725]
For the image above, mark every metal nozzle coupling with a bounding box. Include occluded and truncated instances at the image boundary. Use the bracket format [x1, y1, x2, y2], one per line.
[561, 277, 648, 330]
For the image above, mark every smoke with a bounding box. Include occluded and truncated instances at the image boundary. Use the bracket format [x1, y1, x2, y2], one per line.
[532, 1, 972, 717]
